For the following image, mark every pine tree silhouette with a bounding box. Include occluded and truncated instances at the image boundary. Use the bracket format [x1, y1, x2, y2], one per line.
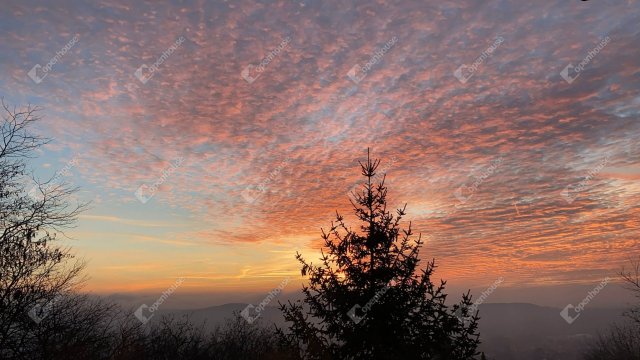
[278, 149, 481, 359]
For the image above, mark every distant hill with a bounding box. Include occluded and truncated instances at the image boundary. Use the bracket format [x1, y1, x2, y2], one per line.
[164, 303, 286, 329]
[149, 302, 626, 360]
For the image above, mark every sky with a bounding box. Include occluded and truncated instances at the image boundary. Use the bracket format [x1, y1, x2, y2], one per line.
[0, 0, 639, 307]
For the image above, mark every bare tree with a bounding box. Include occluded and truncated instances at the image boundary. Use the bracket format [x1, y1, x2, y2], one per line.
[0, 100, 86, 358]
[620, 257, 640, 324]
[583, 323, 640, 360]
[583, 258, 640, 360]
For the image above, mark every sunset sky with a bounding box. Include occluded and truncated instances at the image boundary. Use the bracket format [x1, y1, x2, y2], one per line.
[1, 0, 639, 307]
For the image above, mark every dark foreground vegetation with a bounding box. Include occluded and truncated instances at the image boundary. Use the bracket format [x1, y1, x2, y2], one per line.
[1, 102, 639, 359]
[5, 298, 294, 360]
[583, 261, 640, 359]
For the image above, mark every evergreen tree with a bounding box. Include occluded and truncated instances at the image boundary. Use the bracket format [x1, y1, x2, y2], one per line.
[278, 150, 481, 359]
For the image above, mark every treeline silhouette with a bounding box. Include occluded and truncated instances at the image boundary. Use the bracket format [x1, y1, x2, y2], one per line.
[2, 102, 638, 359]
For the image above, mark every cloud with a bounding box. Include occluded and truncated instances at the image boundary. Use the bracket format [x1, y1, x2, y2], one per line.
[1, 0, 639, 291]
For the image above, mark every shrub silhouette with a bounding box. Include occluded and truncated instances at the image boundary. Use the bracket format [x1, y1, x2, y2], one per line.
[278, 150, 481, 359]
